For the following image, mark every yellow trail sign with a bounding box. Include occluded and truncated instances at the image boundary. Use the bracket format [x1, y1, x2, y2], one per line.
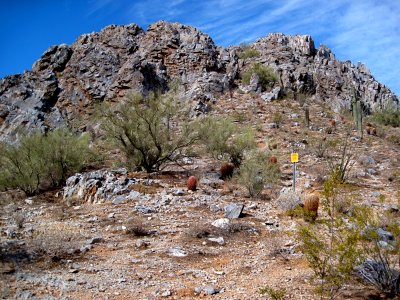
[291, 153, 298, 163]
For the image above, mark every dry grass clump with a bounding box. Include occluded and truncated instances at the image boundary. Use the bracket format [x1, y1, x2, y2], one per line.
[187, 221, 257, 240]
[27, 221, 87, 261]
[125, 218, 153, 237]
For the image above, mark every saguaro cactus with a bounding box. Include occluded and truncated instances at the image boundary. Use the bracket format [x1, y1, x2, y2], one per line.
[352, 88, 363, 140]
[304, 104, 310, 128]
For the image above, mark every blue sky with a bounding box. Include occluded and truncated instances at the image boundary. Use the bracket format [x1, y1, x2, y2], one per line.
[1, 0, 399, 95]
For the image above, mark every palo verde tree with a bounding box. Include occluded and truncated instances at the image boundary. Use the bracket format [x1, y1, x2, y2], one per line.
[197, 116, 256, 167]
[0, 128, 92, 195]
[100, 89, 199, 173]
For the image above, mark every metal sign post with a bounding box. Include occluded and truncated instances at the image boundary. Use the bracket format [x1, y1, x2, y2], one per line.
[291, 153, 298, 192]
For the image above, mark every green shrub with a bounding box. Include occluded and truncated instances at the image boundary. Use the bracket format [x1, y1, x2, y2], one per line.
[298, 173, 400, 298]
[0, 128, 92, 195]
[373, 104, 400, 127]
[326, 136, 354, 183]
[298, 174, 362, 299]
[100, 90, 199, 173]
[237, 44, 260, 59]
[197, 116, 256, 167]
[240, 63, 277, 90]
[352, 206, 400, 297]
[259, 286, 286, 299]
[234, 150, 280, 198]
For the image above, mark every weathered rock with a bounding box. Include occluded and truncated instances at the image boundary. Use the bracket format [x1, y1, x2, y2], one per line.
[377, 228, 394, 243]
[168, 247, 187, 257]
[211, 218, 230, 229]
[63, 169, 145, 203]
[208, 237, 225, 245]
[135, 205, 155, 214]
[87, 236, 104, 245]
[224, 203, 244, 219]
[261, 87, 282, 101]
[203, 285, 220, 295]
[0, 22, 398, 142]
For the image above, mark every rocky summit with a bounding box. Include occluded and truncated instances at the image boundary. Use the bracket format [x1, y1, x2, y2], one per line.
[0, 21, 398, 142]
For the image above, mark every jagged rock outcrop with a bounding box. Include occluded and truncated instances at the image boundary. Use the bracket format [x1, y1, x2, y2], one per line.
[0, 21, 398, 142]
[252, 33, 398, 112]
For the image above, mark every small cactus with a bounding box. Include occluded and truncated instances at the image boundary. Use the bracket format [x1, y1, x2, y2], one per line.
[220, 163, 235, 180]
[268, 156, 278, 164]
[303, 194, 319, 222]
[187, 176, 197, 191]
[304, 105, 310, 128]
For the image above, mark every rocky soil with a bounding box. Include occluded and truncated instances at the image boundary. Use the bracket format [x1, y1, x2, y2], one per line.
[1, 91, 400, 299]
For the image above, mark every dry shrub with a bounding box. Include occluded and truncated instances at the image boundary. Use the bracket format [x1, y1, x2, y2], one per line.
[125, 218, 153, 237]
[12, 211, 25, 229]
[187, 221, 257, 240]
[27, 222, 86, 260]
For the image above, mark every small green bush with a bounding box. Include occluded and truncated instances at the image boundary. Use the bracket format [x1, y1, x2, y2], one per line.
[373, 105, 400, 127]
[259, 286, 286, 299]
[240, 63, 277, 90]
[298, 173, 362, 299]
[198, 116, 256, 167]
[0, 128, 92, 195]
[237, 44, 260, 59]
[326, 136, 354, 183]
[235, 150, 280, 198]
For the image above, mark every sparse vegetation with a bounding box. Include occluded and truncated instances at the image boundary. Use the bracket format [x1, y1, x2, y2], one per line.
[100, 90, 199, 173]
[237, 43, 260, 59]
[259, 286, 286, 299]
[373, 104, 400, 127]
[277, 190, 303, 216]
[240, 63, 277, 90]
[298, 173, 362, 299]
[352, 206, 400, 298]
[326, 135, 354, 183]
[198, 116, 256, 167]
[234, 150, 280, 198]
[0, 128, 93, 195]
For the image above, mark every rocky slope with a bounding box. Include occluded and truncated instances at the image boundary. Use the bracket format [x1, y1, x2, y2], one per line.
[2, 91, 400, 299]
[0, 21, 398, 142]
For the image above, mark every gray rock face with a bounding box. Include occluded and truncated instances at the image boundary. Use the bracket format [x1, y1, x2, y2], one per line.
[0, 21, 398, 142]
[224, 203, 244, 219]
[252, 34, 398, 112]
[63, 168, 152, 204]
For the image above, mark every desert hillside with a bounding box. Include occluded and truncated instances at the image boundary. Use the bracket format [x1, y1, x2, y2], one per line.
[1, 22, 400, 300]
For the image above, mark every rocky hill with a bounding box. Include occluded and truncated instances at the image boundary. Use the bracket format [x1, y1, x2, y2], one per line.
[2, 21, 400, 300]
[0, 21, 398, 142]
